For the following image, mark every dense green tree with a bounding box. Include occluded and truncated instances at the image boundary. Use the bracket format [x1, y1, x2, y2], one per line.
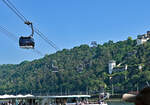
[0, 38, 149, 94]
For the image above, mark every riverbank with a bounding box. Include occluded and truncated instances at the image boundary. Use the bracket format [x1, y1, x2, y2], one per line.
[106, 98, 122, 102]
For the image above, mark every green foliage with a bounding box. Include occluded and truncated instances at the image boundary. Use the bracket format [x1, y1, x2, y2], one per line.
[0, 39, 150, 94]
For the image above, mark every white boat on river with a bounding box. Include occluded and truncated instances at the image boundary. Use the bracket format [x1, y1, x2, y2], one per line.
[0, 94, 108, 105]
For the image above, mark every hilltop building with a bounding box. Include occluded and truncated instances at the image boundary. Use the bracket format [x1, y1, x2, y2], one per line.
[137, 31, 150, 45]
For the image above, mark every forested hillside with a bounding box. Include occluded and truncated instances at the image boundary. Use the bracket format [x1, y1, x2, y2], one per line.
[0, 37, 150, 95]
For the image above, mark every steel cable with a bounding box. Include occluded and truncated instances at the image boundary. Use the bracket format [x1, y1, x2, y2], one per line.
[0, 25, 18, 42]
[6, 0, 28, 21]
[2, 0, 27, 22]
[0, 25, 43, 56]
[34, 27, 60, 51]
[2, 0, 60, 51]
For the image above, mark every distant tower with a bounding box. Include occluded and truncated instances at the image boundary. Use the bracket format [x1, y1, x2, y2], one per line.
[108, 60, 116, 74]
[91, 41, 97, 47]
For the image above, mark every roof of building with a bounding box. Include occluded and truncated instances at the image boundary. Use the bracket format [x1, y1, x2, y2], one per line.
[109, 60, 116, 63]
[0, 94, 34, 99]
[0, 94, 91, 100]
[37, 95, 91, 99]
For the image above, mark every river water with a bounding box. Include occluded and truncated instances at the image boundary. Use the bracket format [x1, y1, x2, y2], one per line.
[107, 102, 134, 105]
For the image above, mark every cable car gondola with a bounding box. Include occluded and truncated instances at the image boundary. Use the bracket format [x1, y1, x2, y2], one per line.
[19, 36, 34, 49]
[19, 21, 35, 49]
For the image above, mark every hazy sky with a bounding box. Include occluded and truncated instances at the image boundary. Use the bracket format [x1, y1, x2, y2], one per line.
[0, 0, 150, 64]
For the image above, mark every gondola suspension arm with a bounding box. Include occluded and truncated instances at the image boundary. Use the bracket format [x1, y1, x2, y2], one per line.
[24, 21, 34, 37]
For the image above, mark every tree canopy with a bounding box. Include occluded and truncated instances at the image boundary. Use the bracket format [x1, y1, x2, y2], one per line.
[0, 38, 149, 95]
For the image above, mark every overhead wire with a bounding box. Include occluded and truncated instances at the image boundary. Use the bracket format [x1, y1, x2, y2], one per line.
[34, 28, 60, 51]
[33, 49, 43, 56]
[2, 0, 27, 22]
[0, 25, 18, 42]
[2, 0, 60, 51]
[6, 0, 28, 21]
[0, 25, 43, 56]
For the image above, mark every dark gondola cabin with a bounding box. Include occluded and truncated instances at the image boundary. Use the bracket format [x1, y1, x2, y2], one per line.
[19, 36, 35, 49]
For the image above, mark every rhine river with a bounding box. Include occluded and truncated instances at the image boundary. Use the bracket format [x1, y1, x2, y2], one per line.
[108, 102, 133, 105]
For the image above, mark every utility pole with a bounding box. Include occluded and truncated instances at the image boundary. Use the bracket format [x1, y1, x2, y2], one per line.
[109, 76, 114, 95]
[112, 84, 114, 95]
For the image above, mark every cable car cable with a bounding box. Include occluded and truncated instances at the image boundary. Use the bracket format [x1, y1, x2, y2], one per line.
[0, 25, 43, 56]
[2, 0, 27, 22]
[2, 0, 60, 51]
[33, 49, 43, 56]
[0, 25, 18, 42]
[6, 0, 28, 21]
[34, 28, 60, 51]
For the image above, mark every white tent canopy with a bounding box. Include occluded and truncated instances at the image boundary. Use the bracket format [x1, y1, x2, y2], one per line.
[0, 94, 35, 99]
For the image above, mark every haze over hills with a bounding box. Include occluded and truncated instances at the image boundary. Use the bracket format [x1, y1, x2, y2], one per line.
[0, 36, 150, 95]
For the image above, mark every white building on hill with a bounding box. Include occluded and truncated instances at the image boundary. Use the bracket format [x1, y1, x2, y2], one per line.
[108, 60, 116, 74]
[137, 31, 150, 45]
